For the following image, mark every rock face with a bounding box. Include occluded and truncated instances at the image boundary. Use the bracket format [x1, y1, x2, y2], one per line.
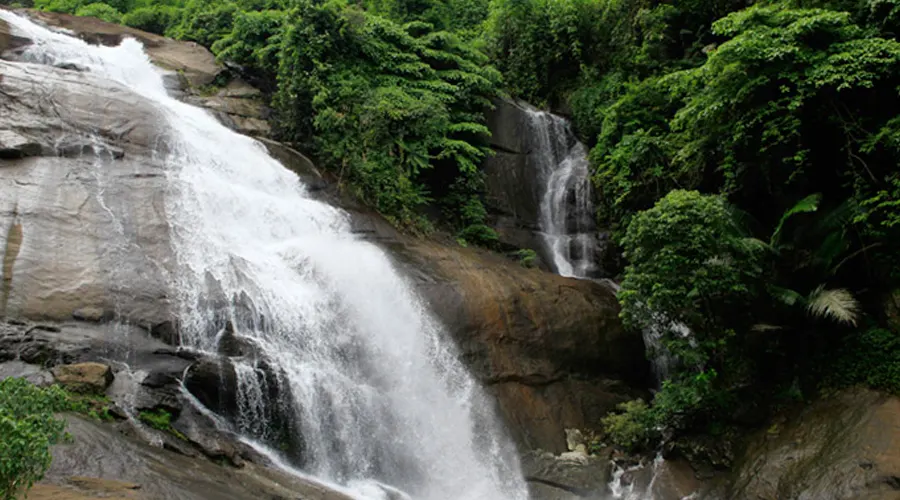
[521, 450, 611, 498]
[482, 98, 550, 255]
[722, 388, 900, 499]
[0, 59, 173, 327]
[43, 415, 354, 500]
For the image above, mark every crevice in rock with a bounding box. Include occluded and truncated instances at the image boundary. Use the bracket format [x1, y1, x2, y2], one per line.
[525, 477, 592, 497]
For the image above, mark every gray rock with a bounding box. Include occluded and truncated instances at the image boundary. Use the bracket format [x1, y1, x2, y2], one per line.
[521, 450, 611, 499]
[0, 359, 53, 385]
[0, 60, 174, 327]
[45, 415, 355, 500]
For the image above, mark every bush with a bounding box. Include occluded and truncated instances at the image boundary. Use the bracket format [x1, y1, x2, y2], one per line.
[33, 0, 84, 13]
[75, 2, 122, 22]
[0, 379, 68, 500]
[121, 5, 182, 35]
[830, 327, 900, 393]
[601, 399, 659, 452]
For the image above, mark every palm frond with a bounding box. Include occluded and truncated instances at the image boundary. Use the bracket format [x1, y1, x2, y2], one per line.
[768, 285, 804, 307]
[807, 286, 860, 326]
[771, 193, 821, 246]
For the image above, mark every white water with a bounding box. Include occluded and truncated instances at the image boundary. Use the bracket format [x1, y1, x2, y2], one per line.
[2, 12, 528, 500]
[526, 109, 598, 278]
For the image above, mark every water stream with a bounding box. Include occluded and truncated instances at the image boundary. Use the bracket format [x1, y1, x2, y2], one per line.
[1, 12, 527, 500]
[525, 109, 599, 279]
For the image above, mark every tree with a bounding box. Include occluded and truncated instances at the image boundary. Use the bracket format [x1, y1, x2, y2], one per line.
[0, 379, 68, 500]
[620, 190, 761, 368]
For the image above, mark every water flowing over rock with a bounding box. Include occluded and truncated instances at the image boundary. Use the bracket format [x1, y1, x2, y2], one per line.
[1, 11, 528, 499]
[482, 99, 603, 277]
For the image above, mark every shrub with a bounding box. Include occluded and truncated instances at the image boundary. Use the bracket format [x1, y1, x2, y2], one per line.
[33, 0, 84, 13]
[601, 399, 659, 452]
[75, 2, 122, 23]
[830, 327, 900, 393]
[121, 5, 182, 35]
[0, 379, 68, 500]
[514, 248, 538, 268]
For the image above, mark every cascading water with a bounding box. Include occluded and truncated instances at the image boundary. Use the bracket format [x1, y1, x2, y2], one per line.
[526, 109, 598, 279]
[1, 12, 528, 500]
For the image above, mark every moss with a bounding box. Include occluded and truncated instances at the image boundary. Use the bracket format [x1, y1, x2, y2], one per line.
[139, 408, 188, 441]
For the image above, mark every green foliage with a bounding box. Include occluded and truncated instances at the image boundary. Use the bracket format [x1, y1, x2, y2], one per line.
[122, 5, 182, 35]
[138, 408, 172, 431]
[139, 408, 187, 440]
[273, 1, 499, 230]
[64, 391, 114, 421]
[601, 399, 659, 452]
[620, 190, 761, 367]
[75, 2, 122, 22]
[830, 327, 900, 393]
[0, 379, 68, 500]
[34, 0, 86, 13]
[514, 248, 538, 268]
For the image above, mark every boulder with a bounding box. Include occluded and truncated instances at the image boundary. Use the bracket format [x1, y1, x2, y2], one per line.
[185, 79, 271, 137]
[52, 362, 113, 393]
[722, 388, 900, 499]
[521, 450, 611, 498]
[182, 358, 238, 419]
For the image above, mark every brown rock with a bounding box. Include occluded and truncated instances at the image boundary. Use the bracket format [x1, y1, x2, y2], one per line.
[395, 239, 647, 452]
[52, 362, 113, 393]
[0, 15, 31, 55]
[724, 388, 900, 499]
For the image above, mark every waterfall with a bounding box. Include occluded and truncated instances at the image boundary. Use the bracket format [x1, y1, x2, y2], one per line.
[525, 109, 598, 279]
[1, 12, 528, 500]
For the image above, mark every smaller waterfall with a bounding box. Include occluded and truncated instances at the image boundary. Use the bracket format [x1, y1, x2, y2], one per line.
[525, 109, 599, 279]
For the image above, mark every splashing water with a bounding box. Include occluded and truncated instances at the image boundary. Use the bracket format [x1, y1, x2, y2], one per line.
[525, 109, 598, 279]
[1, 12, 528, 500]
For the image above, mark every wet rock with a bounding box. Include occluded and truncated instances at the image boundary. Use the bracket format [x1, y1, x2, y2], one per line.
[52, 362, 113, 393]
[0, 60, 173, 326]
[722, 388, 900, 499]
[183, 358, 238, 419]
[521, 450, 611, 498]
[72, 307, 109, 323]
[0, 16, 31, 55]
[216, 321, 261, 358]
[0, 360, 54, 386]
[44, 415, 355, 500]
